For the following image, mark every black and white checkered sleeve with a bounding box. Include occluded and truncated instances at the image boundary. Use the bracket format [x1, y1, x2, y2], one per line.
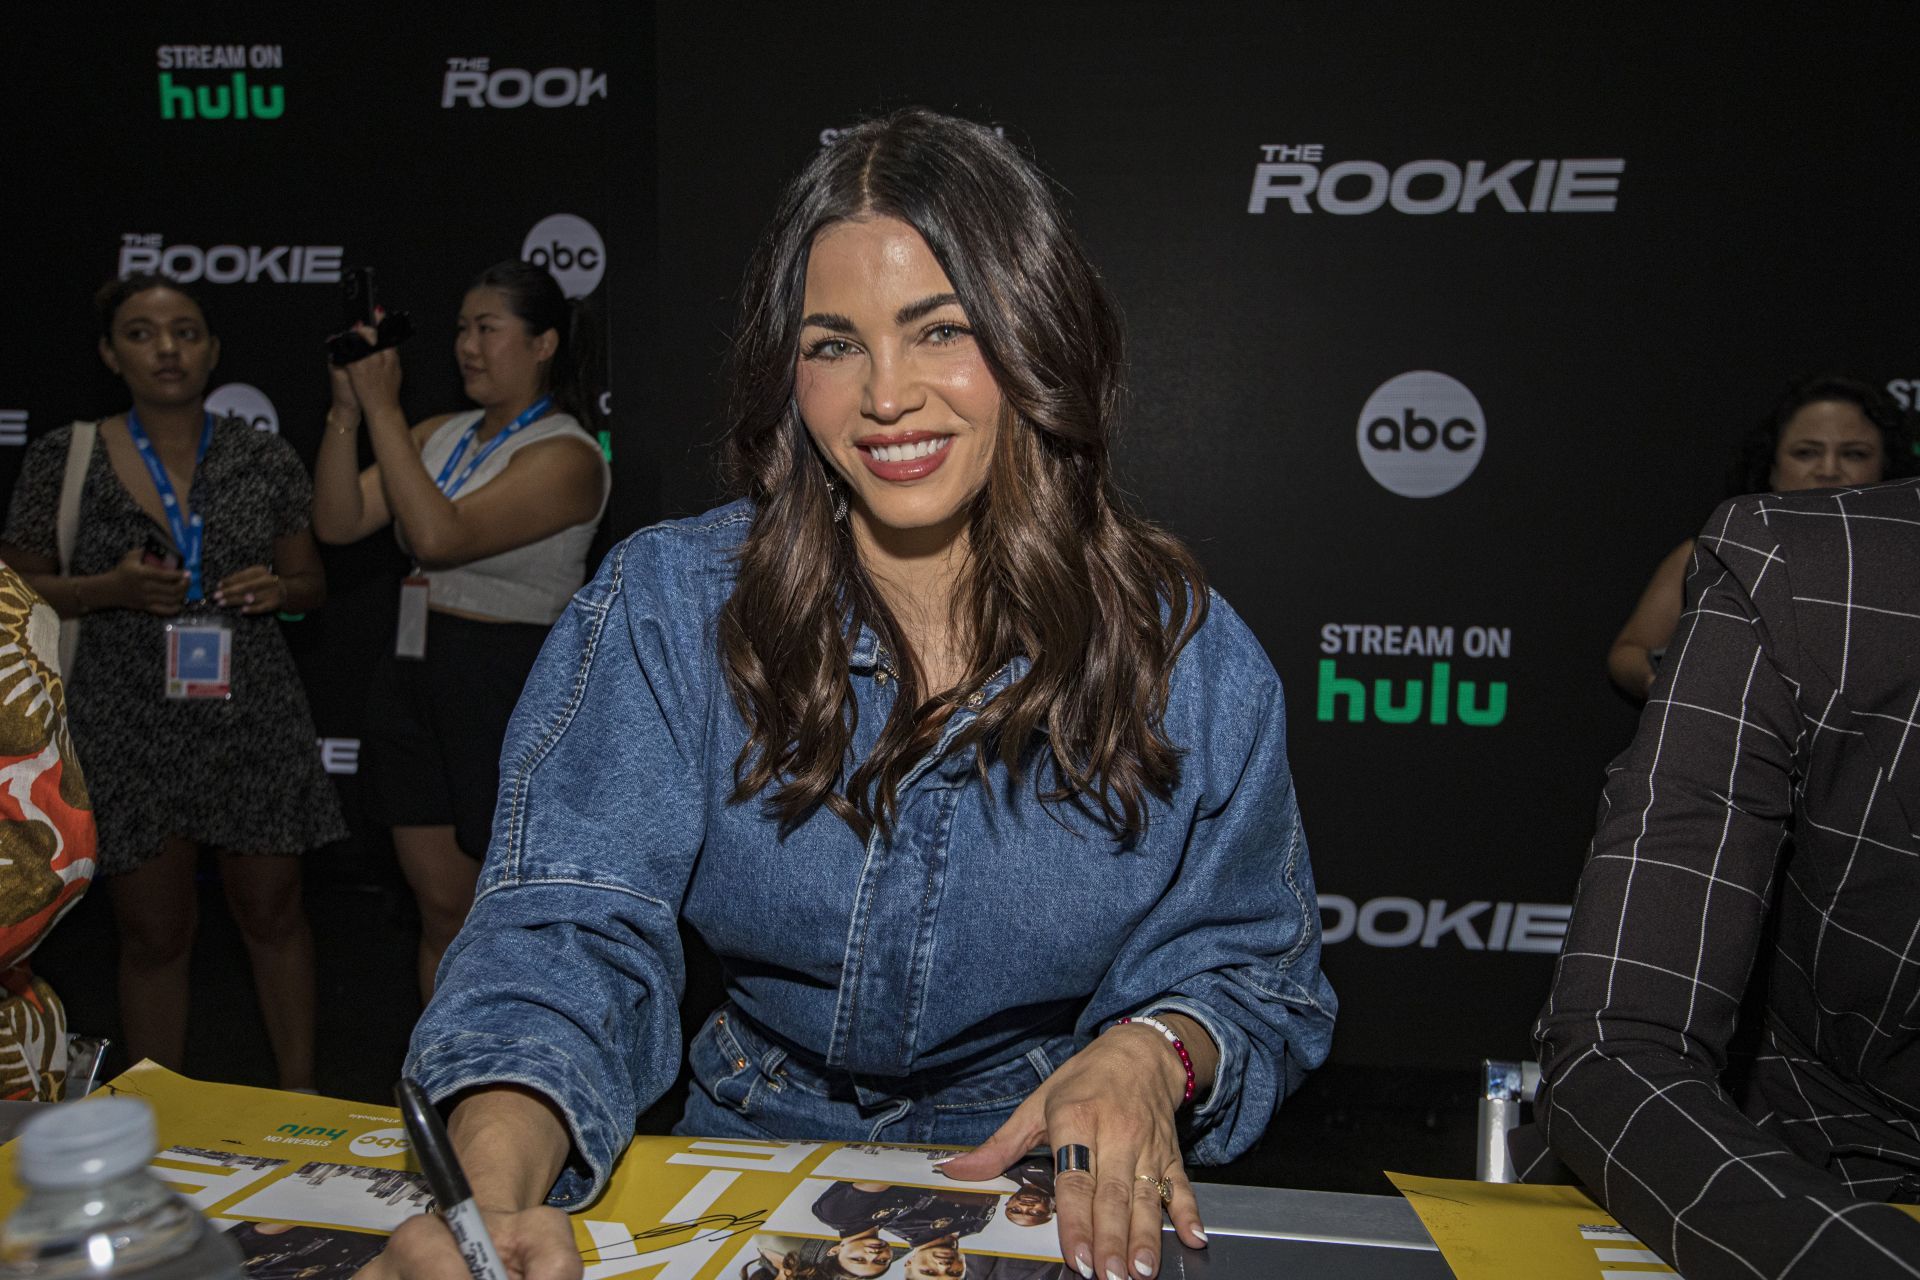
[1533, 503, 1920, 1278]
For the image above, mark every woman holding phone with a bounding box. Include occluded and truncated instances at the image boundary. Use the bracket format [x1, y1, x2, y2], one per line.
[312, 259, 610, 1001]
[0, 273, 343, 1091]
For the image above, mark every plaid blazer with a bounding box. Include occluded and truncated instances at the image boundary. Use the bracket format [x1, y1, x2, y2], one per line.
[1534, 478, 1920, 1278]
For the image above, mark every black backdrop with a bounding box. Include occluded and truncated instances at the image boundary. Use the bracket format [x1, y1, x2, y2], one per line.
[7, 4, 1918, 1079]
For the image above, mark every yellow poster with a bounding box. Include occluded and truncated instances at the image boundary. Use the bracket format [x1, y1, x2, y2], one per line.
[1388, 1170, 1920, 1280]
[0, 1064, 1067, 1279]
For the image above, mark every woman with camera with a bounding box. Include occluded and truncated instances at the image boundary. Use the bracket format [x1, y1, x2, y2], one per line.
[0, 273, 344, 1091]
[312, 259, 610, 1002]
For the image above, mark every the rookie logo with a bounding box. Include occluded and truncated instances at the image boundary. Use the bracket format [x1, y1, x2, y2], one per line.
[1249, 145, 1623, 215]
[119, 235, 343, 285]
[443, 58, 606, 108]
[1356, 371, 1485, 498]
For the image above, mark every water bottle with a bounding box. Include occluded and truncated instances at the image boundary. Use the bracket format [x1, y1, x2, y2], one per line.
[0, 1097, 244, 1277]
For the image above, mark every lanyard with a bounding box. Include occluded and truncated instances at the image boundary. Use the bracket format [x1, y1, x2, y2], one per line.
[433, 397, 553, 499]
[125, 408, 215, 604]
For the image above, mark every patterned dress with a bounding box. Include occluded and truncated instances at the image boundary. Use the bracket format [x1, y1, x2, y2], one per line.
[0, 565, 92, 1098]
[1, 417, 347, 872]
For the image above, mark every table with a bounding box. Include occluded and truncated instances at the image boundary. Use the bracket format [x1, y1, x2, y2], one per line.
[1173, 1182, 1452, 1278]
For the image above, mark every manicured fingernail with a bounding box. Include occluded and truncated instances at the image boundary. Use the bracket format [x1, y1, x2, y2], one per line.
[931, 1156, 954, 1166]
[1107, 1267, 1126, 1280]
[1190, 1227, 1208, 1245]
[245, 593, 255, 604]
[1133, 1253, 1154, 1276]
[1073, 1247, 1092, 1279]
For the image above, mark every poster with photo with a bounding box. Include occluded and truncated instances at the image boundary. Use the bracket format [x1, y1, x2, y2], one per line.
[220, 1220, 388, 1279]
[0, 1064, 1073, 1280]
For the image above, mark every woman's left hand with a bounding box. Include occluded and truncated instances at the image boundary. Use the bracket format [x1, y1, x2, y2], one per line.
[213, 564, 285, 615]
[938, 1025, 1204, 1280]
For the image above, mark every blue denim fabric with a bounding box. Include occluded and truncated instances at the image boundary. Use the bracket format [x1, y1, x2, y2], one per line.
[405, 501, 1336, 1207]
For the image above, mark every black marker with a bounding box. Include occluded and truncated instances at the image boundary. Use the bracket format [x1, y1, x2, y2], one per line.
[395, 1077, 511, 1280]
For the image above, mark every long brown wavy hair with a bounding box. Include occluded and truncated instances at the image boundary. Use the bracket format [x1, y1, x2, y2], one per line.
[719, 108, 1207, 845]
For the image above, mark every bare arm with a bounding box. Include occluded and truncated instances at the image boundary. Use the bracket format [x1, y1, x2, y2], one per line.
[360, 1086, 581, 1278]
[1, 543, 188, 619]
[391, 433, 604, 569]
[1606, 539, 1693, 701]
[448, 1086, 573, 1213]
[312, 360, 452, 546]
[342, 345, 602, 568]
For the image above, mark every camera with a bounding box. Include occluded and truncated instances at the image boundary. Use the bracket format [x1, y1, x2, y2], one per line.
[326, 266, 413, 365]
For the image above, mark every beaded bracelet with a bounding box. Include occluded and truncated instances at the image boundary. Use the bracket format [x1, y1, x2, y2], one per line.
[1120, 1014, 1195, 1104]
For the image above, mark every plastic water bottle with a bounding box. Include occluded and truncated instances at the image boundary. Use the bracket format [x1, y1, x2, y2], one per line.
[0, 1097, 244, 1277]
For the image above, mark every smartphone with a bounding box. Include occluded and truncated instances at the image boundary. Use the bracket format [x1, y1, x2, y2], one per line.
[141, 532, 179, 570]
[341, 266, 377, 330]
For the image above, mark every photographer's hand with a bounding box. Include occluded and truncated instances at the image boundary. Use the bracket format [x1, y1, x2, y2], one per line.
[343, 317, 405, 418]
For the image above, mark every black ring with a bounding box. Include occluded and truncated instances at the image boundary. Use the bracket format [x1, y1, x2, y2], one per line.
[1054, 1143, 1092, 1176]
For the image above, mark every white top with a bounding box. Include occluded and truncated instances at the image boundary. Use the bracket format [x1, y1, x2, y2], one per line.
[396, 410, 610, 625]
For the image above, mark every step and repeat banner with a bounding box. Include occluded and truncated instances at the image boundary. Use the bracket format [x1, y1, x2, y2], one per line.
[5, 5, 1916, 1077]
[5, 8, 646, 882]
[641, 6, 1920, 1072]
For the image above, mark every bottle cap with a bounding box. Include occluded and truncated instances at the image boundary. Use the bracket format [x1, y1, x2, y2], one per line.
[15, 1098, 158, 1189]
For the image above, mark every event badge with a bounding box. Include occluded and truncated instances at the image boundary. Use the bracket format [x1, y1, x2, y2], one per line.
[396, 573, 430, 659]
[126, 409, 229, 699]
[164, 613, 232, 699]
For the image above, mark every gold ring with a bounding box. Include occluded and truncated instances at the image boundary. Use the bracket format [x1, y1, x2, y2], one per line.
[1136, 1173, 1172, 1204]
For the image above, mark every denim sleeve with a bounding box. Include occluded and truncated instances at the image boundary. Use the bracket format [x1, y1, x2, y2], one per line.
[402, 533, 711, 1207]
[1081, 602, 1337, 1165]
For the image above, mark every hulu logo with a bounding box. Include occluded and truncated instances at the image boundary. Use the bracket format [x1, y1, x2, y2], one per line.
[158, 72, 284, 120]
[1316, 659, 1507, 726]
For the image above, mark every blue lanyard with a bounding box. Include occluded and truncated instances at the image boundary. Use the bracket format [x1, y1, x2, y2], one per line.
[125, 408, 215, 604]
[433, 397, 553, 499]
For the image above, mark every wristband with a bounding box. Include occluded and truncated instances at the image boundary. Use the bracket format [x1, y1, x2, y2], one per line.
[1120, 1014, 1194, 1105]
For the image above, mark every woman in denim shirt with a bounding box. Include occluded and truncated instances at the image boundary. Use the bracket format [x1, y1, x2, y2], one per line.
[371, 109, 1336, 1280]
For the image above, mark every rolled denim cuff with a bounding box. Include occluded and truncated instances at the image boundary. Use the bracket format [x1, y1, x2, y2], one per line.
[405, 1029, 623, 1209]
[1137, 995, 1247, 1165]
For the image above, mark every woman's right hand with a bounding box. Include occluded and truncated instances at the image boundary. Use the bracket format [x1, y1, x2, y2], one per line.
[107, 548, 189, 616]
[352, 1204, 580, 1279]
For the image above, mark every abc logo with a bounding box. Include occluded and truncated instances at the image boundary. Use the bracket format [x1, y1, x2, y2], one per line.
[522, 213, 605, 299]
[1355, 371, 1485, 498]
[204, 382, 278, 435]
[348, 1126, 412, 1159]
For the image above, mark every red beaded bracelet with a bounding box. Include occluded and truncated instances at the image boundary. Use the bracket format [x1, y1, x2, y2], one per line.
[1120, 1015, 1195, 1104]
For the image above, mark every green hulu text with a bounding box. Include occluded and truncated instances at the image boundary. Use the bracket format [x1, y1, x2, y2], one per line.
[1316, 659, 1507, 726]
[158, 72, 285, 120]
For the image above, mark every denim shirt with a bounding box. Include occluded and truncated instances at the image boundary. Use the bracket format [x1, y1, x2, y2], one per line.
[405, 501, 1336, 1207]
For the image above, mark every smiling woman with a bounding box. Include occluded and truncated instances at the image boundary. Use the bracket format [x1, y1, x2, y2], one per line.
[367, 109, 1335, 1280]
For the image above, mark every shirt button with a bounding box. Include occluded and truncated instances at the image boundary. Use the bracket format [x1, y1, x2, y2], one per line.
[734, 1057, 748, 1070]
[966, 691, 983, 708]
[877, 670, 890, 684]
